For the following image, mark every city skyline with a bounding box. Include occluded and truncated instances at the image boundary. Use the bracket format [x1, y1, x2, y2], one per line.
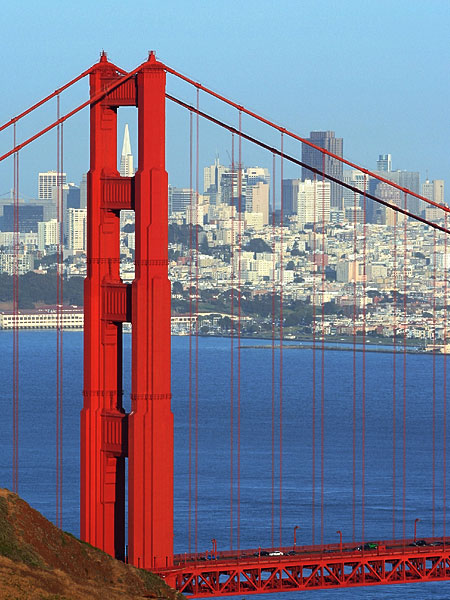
[1, 1, 449, 199]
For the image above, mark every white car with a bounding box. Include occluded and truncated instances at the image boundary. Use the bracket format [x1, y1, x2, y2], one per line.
[269, 551, 284, 556]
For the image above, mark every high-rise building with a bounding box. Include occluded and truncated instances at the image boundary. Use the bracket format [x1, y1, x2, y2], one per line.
[374, 169, 420, 215]
[297, 179, 331, 227]
[375, 182, 405, 226]
[119, 124, 134, 177]
[251, 181, 270, 225]
[68, 208, 87, 252]
[38, 171, 66, 200]
[204, 156, 228, 204]
[80, 174, 87, 209]
[342, 169, 369, 209]
[2, 204, 44, 232]
[377, 154, 392, 172]
[282, 179, 301, 216]
[244, 167, 270, 212]
[422, 179, 445, 207]
[301, 131, 343, 209]
[168, 186, 193, 215]
[38, 219, 60, 251]
[220, 166, 269, 212]
[66, 183, 81, 209]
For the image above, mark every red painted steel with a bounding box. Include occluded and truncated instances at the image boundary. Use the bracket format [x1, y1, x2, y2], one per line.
[6, 53, 450, 596]
[156, 540, 450, 596]
[127, 52, 173, 570]
[81, 51, 173, 569]
[81, 51, 126, 561]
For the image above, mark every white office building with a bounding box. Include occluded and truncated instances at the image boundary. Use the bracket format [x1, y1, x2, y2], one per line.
[68, 208, 87, 252]
[38, 219, 60, 250]
[38, 171, 66, 200]
[297, 179, 331, 227]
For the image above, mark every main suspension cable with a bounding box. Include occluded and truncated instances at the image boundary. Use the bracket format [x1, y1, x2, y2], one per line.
[165, 95, 450, 235]
[165, 65, 449, 215]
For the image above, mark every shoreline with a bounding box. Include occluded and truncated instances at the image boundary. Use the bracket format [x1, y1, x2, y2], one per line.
[238, 343, 441, 355]
[1, 329, 443, 356]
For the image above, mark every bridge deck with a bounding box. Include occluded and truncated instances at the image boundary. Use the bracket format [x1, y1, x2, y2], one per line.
[155, 538, 450, 596]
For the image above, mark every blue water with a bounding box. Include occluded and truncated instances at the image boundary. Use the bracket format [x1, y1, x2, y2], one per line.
[0, 330, 449, 599]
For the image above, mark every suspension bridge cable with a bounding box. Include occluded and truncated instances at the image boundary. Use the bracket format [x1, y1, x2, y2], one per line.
[0, 60, 148, 165]
[271, 153, 276, 549]
[320, 154, 325, 547]
[393, 208, 398, 540]
[56, 98, 61, 528]
[12, 123, 19, 495]
[279, 133, 284, 548]
[165, 95, 450, 235]
[444, 212, 448, 540]
[0, 65, 96, 134]
[362, 175, 367, 544]
[237, 109, 242, 552]
[433, 227, 437, 537]
[352, 190, 357, 543]
[188, 110, 193, 555]
[230, 133, 235, 551]
[194, 88, 200, 555]
[312, 172, 317, 546]
[4, 61, 446, 217]
[165, 65, 450, 216]
[402, 191, 408, 542]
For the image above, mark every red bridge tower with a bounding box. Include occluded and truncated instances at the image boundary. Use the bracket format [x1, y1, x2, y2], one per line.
[80, 51, 173, 569]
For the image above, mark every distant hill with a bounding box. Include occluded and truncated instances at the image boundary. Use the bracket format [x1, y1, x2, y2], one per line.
[0, 488, 183, 600]
[0, 273, 84, 309]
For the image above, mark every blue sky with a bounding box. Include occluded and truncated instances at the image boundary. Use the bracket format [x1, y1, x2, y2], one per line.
[1, 0, 450, 197]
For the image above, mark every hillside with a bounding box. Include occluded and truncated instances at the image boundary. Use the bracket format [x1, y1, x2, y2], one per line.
[0, 489, 183, 600]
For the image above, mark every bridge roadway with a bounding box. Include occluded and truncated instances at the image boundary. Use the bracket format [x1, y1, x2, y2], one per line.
[155, 537, 450, 596]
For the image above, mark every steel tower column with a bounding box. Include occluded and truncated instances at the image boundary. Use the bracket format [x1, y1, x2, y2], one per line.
[81, 52, 126, 560]
[128, 52, 173, 570]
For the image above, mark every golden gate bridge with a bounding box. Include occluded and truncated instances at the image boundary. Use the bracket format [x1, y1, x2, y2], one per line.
[1, 51, 450, 596]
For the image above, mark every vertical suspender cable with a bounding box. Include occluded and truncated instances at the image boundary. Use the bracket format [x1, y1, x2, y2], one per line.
[312, 172, 317, 546]
[279, 133, 284, 547]
[237, 110, 242, 552]
[188, 110, 193, 554]
[402, 191, 407, 541]
[55, 96, 64, 528]
[56, 101, 60, 527]
[12, 123, 19, 494]
[362, 176, 367, 543]
[432, 227, 437, 536]
[194, 88, 200, 554]
[230, 133, 235, 551]
[352, 190, 357, 543]
[271, 153, 276, 548]
[444, 212, 448, 539]
[320, 155, 325, 547]
[57, 117, 64, 528]
[56, 107, 60, 527]
[393, 209, 397, 539]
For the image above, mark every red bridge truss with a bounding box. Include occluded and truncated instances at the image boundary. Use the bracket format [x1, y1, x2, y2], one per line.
[159, 540, 450, 596]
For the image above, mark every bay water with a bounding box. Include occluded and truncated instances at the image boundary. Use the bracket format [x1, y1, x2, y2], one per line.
[0, 330, 449, 599]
